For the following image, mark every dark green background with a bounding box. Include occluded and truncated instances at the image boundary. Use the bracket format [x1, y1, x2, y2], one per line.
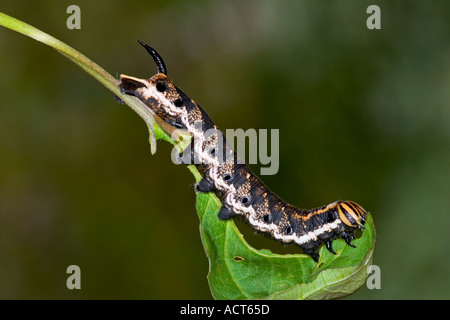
[1, 1, 449, 299]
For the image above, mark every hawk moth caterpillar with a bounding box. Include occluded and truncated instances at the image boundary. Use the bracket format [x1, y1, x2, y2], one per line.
[118, 41, 367, 262]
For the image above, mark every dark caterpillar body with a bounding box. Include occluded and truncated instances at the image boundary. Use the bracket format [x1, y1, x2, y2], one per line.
[119, 41, 367, 262]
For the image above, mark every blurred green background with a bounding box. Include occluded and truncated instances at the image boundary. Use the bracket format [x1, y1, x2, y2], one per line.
[1, 0, 449, 299]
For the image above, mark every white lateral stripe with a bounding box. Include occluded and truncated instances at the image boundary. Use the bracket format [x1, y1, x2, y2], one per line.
[294, 219, 342, 245]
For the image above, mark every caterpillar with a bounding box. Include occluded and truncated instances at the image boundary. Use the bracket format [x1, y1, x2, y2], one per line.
[118, 41, 367, 262]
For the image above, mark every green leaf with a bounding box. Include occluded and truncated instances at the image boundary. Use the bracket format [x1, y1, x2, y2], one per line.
[196, 191, 375, 300]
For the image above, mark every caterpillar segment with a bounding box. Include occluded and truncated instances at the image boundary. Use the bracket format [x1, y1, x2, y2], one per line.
[118, 41, 367, 262]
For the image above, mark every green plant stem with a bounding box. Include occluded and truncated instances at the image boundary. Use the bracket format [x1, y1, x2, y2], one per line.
[0, 12, 375, 300]
[0, 12, 163, 153]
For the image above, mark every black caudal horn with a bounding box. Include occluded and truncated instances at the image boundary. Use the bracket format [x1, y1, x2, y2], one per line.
[137, 40, 167, 75]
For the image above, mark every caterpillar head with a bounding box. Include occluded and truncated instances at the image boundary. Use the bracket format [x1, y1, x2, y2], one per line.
[337, 201, 367, 230]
